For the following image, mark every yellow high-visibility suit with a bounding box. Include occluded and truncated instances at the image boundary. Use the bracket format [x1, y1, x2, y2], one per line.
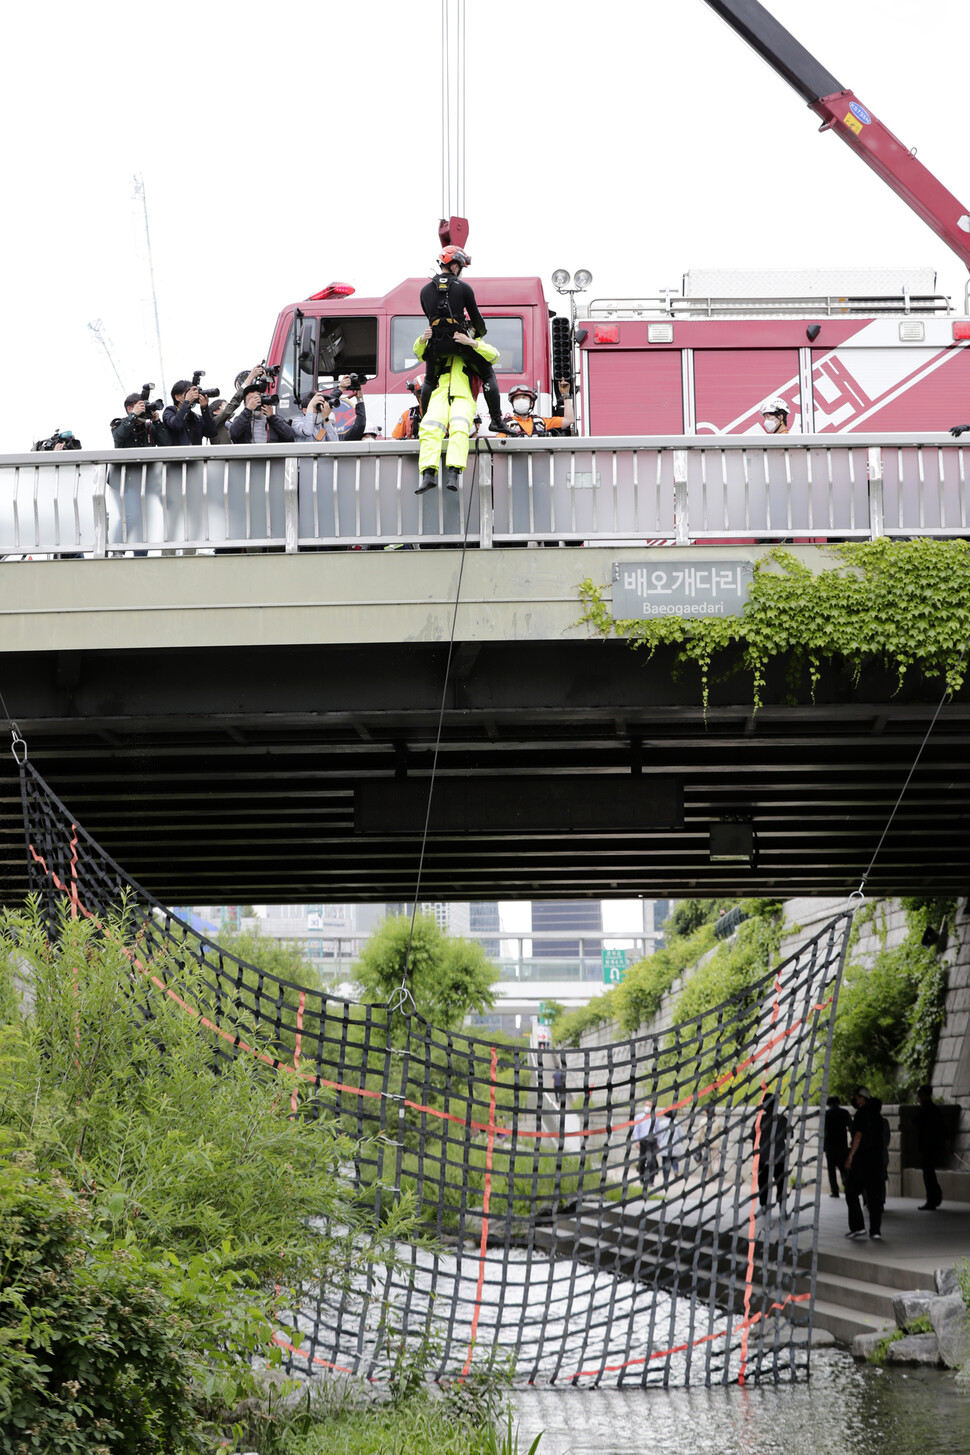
[413, 332, 499, 476]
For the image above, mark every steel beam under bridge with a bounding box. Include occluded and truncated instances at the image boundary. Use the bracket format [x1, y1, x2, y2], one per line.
[0, 544, 968, 904]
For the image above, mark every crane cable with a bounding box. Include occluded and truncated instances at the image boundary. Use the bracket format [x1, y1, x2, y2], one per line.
[440, 0, 466, 223]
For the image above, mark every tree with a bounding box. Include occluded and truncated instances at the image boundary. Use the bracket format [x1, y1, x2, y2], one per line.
[353, 914, 498, 1031]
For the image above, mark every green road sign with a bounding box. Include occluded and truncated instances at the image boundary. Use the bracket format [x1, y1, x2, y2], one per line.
[537, 1000, 553, 1026]
[602, 948, 627, 985]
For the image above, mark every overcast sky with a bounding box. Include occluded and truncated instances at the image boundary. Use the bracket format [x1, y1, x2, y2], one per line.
[4, 0, 968, 451]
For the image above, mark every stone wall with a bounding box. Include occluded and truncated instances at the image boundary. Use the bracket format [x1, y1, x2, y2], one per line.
[570, 895, 970, 1198]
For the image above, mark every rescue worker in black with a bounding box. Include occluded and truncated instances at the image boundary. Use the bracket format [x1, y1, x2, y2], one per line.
[419, 246, 505, 432]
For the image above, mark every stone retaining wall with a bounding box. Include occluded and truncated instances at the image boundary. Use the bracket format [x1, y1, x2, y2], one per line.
[570, 896, 970, 1197]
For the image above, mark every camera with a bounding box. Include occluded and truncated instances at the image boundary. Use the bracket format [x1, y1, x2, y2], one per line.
[139, 382, 164, 413]
[343, 371, 367, 391]
[260, 361, 280, 380]
[323, 387, 344, 408]
[34, 430, 81, 452]
[190, 369, 221, 397]
[258, 393, 277, 407]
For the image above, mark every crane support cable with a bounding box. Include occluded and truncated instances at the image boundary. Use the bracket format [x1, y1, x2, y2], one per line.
[440, 0, 466, 228]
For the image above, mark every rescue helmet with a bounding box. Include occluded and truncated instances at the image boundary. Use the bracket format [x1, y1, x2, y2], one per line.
[438, 245, 471, 271]
[406, 373, 425, 395]
[761, 396, 789, 419]
[509, 386, 538, 410]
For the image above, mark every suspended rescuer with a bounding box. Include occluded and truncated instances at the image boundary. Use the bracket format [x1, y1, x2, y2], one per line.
[492, 380, 575, 436]
[419, 246, 505, 433]
[412, 326, 499, 495]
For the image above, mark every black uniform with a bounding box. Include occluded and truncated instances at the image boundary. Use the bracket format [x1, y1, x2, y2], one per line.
[823, 1102, 851, 1196]
[419, 272, 503, 426]
[845, 1100, 884, 1235]
[917, 1096, 944, 1209]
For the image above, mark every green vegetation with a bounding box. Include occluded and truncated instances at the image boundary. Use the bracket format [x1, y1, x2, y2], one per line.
[0, 903, 553, 1449]
[552, 900, 782, 1062]
[828, 898, 955, 1101]
[579, 537, 970, 712]
[354, 912, 499, 1035]
[553, 891, 954, 1105]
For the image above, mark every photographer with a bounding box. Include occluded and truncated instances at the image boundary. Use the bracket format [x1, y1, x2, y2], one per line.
[330, 374, 367, 441]
[163, 379, 219, 447]
[32, 429, 81, 451]
[111, 393, 173, 449]
[228, 386, 296, 445]
[211, 366, 267, 442]
[293, 392, 339, 443]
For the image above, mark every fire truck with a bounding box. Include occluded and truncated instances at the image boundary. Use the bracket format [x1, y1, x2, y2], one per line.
[262, 0, 970, 440]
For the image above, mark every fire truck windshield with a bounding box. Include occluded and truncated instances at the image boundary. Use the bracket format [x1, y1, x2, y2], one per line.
[389, 315, 524, 374]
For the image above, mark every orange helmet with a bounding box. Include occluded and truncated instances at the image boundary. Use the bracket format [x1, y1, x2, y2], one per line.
[406, 374, 425, 395]
[438, 246, 471, 270]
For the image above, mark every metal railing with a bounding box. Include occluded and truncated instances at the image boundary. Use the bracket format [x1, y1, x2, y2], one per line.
[587, 293, 955, 318]
[1, 434, 966, 554]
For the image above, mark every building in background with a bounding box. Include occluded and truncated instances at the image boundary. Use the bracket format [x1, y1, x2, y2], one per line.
[469, 901, 501, 958]
[531, 900, 603, 965]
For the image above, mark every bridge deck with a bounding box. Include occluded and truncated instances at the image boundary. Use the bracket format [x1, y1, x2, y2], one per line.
[0, 539, 966, 904]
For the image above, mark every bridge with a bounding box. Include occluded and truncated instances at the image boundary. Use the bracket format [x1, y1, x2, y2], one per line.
[1, 431, 968, 905]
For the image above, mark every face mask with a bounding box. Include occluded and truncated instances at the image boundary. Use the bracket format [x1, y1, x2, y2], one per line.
[763, 416, 780, 433]
[512, 398, 531, 415]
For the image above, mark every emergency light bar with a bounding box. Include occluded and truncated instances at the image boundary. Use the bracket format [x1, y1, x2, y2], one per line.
[309, 283, 356, 301]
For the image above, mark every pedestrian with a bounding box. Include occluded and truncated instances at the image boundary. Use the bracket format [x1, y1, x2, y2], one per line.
[632, 1100, 659, 1190]
[752, 1093, 789, 1216]
[552, 1063, 566, 1102]
[915, 1084, 949, 1210]
[661, 1110, 686, 1189]
[823, 1094, 851, 1198]
[843, 1087, 884, 1240]
[871, 1095, 891, 1201]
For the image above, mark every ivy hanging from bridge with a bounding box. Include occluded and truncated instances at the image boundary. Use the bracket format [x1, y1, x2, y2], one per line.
[579, 538, 970, 712]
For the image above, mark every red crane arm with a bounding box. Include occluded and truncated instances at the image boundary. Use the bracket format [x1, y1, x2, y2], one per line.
[705, 0, 970, 273]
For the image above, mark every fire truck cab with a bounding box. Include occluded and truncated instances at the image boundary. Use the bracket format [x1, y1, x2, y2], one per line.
[265, 275, 555, 437]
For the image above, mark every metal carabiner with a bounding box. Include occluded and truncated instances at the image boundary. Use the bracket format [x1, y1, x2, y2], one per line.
[10, 728, 27, 766]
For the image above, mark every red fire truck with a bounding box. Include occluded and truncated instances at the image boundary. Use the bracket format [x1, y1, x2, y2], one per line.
[263, 0, 970, 440]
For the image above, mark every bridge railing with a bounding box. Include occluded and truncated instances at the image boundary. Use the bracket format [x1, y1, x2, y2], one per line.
[0, 433, 965, 555]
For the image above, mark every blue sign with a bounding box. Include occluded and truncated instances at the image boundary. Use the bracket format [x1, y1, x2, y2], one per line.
[849, 102, 871, 126]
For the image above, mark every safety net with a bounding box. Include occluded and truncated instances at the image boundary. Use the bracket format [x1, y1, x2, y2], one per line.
[20, 758, 851, 1388]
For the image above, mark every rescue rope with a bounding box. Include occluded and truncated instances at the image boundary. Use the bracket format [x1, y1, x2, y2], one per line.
[850, 671, 955, 902]
[399, 440, 481, 1008]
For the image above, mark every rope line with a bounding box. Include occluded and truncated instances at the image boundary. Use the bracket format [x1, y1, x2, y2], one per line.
[401, 441, 480, 1003]
[853, 673, 953, 899]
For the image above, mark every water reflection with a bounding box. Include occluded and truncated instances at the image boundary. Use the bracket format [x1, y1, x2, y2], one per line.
[512, 1351, 970, 1455]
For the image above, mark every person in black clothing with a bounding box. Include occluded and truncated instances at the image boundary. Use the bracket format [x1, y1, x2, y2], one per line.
[916, 1084, 947, 1210]
[419, 246, 505, 432]
[111, 393, 173, 449]
[823, 1094, 851, 1197]
[163, 380, 218, 447]
[752, 1093, 789, 1215]
[843, 1087, 884, 1239]
[228, 387, 297, 445]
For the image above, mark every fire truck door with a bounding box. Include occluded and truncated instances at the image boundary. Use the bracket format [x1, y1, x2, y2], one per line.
[585, 350, 683, 435]
[693, 349, 801, 434]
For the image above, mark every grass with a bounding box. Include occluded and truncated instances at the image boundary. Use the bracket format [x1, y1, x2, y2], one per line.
[282, 1395, 542, 1455]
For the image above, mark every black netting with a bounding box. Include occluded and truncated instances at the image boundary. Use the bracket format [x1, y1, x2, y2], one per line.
[19, 760, 850, 1387]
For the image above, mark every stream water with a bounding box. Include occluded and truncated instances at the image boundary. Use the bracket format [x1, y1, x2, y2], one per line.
[511, 1352, 970, 1455]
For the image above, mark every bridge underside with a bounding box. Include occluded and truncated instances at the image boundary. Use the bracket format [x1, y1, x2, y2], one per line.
[0, 548, 967, 904]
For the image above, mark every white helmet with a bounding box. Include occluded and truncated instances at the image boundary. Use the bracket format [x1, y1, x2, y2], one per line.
[761, 397, 789, 417]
